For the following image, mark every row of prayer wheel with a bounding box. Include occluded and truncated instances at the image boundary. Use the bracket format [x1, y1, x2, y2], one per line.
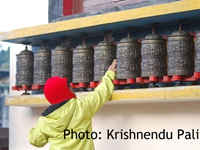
[15, 27, 200, 87]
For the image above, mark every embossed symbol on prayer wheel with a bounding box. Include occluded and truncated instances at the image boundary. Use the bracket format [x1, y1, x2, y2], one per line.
[141, 27, 167, 77]
[72, 37, 94, 83]
[94, 34, 116, 81]
[167, 24, 194, 76]
[33, 42, 51, 85]
[116, 30, 141, 79]
[51, 38, 72, 82]
[16, 45, 34, 86]
[194, 31, 200, 72]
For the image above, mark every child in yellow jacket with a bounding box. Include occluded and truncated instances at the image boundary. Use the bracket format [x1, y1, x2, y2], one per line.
[28, 59, 117, 150]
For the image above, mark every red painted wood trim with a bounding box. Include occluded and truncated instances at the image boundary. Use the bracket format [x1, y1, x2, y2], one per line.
[63, 0, 73, 16]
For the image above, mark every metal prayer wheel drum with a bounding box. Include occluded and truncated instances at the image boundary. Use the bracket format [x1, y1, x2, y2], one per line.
[72, 43, 94, 83]
[51, 44, 72, 82]
[141, 33, 167, 77]
[16, 47, 34, 86]
[194, 31, 200, 72]
[167, 30, 194, 75]
[33, 46, 51, 85]
[116, 37, 141, 79]
[94, 40, 116, 81]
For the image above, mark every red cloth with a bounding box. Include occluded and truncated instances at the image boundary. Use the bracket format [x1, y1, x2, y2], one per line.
[44, 76, 75, 105]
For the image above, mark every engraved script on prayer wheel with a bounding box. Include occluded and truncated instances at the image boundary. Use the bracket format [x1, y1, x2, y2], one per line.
[116, 36, 141, 79]
[141, 32, 167, 77]
[33, 45, 51, 85]
[72, 43, 94, 83]
[167, 29, 194, 75]
[16, 46, 34, 86]
[51, 41, 72, 82]
[194, 31, 200, 72]
[94, 39, 116, 81]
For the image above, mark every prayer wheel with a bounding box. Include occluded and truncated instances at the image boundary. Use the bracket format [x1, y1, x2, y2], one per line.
[33, 44, 51, 85]
[194, 31, 200, 72]
[167, 27, 194, 75]
[72, 40, 94, 83]
[116, 34, 141, 79]
[94, 38, 116, 81]
[16, 45, 34, 86]
[141, 30, 167, 77]
[51, 40, 72, 82]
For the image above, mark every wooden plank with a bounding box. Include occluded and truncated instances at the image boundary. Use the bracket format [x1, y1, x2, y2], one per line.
[5, 85, 200, 107]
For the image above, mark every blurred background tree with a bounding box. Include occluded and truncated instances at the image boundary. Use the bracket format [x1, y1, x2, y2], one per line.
[0, 45, 10, 69]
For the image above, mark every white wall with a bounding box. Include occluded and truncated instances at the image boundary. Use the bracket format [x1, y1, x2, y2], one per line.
[9, 106, 50, 150]
[8, 101, 200, 150]
[93, 101, 200, 150]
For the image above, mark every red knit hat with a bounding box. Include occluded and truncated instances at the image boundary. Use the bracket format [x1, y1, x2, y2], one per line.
[44, 76, 76, 105]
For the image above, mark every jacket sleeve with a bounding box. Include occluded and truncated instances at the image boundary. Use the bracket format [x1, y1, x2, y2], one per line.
[78, 70, 116, 116]
[28, 117, 48, 147]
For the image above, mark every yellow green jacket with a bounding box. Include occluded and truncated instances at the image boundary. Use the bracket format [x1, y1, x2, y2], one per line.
[28, 71, 116, 150]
